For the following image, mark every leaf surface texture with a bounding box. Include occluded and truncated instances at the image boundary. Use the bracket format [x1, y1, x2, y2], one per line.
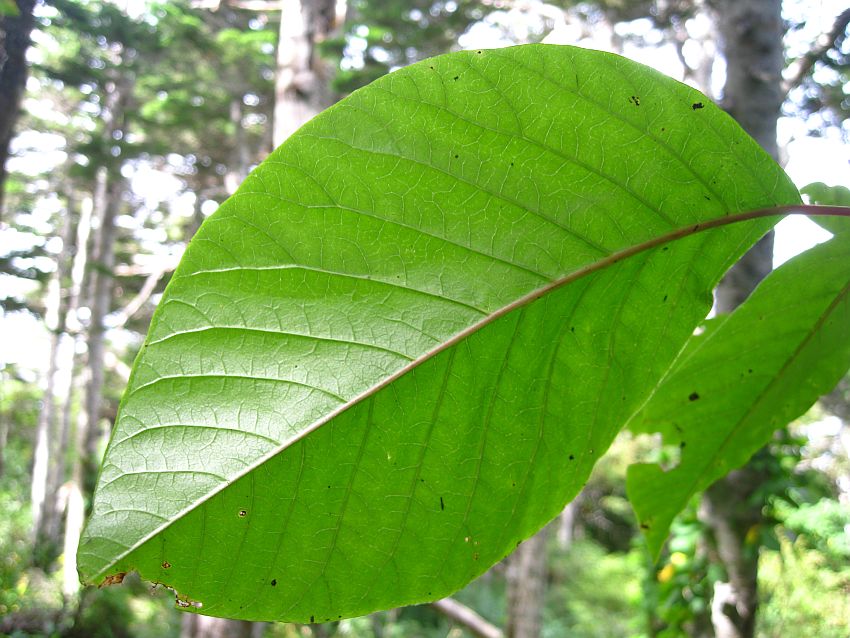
[79, 45, 799, 621]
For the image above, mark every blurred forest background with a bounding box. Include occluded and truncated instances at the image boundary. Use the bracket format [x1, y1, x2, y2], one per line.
[1, 0, 849, 636]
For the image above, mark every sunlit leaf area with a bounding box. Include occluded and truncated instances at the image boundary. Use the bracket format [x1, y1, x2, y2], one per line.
[2, 1, 849, 637]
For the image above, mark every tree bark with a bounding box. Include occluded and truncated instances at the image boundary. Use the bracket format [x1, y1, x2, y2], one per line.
[31, 201, 77, 567]
[703, 2, 784, 637]
[224, 97, 250, 194]
[180, 615, 254, 638]
[80, 68, 132, 493]
[710, 0, 783, 160]
[506, 525, 550, 638]
[54, 196, 93, 603]
[0, 0, 36, 221]
[556, 500, 578, 549]
[82, 168, 121, 494]
[273, 0, 338, 147]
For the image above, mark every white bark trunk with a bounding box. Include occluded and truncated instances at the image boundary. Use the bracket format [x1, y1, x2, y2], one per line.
[506, 525, 550, 638]
[31, 201, 76, 562]
[272, 0, 340, 147]
[83, 169, 121, 486]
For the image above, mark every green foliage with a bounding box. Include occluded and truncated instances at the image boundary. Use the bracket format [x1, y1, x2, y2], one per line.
[0, 0, 20, 16]
[639, 499, 716, 637]
[76, 43, 850, 624]
[0, 419, 37, 617]
[66, 575, 180, 638]
[627, 233, 850, 557]
[758, 535, 850, 638]
[803, 182, 850, 235]
[803, 181, 850, 208]
[329, 0, 485, 93]
[545, 539, 644, 637]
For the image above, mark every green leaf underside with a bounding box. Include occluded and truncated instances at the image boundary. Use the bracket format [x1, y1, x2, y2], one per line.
[802, 182, 850, 235]
[78, 45, 799, 621]
[627, 233, 850, 559]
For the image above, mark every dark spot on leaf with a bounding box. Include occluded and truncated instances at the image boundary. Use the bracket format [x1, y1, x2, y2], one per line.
[271, 579, 277, 586]
[661, 127, 666, 132]
[477, 50, 482, 54]
[162, 561, 171, 569]
[640, 523, 650, 530]
[570, 326, 575, 332]
[512, 481, 516, 487]
[748, 368, 753, 374]
[327, 485, 331, 489]
[680, 441, 687, 449]
[663, 294, 668, 302]
[454, 154, 459, 159]
[689, 392, 700, 401]
[692, 102, 704, 110]
[453, 75, 459, 80]
[440, 496, 445, 511]
[473, 552, 479, 560]
[662, 246, 668, 251]
[238, 509, 247, 517]
[674, 424, 683, 433]
[420, 478, 425, 482]
[629, 95, 640, 106]
[310, 616, 315, 623]
[569, 454, 575, 460]
[704, 195, 711, 201]
[429, 65, 434, 69]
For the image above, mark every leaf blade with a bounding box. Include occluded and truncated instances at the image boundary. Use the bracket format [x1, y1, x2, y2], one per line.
[79, 44, 799, 619]
[627, 234, 850, 558]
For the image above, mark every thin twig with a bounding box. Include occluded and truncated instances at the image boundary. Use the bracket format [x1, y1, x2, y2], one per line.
[111, 266, 166, 329]
[431, 597, 503, 638]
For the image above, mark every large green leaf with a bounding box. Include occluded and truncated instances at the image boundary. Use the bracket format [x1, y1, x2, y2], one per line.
[627, 233, 850, 558]
[78, 44, 799, 621]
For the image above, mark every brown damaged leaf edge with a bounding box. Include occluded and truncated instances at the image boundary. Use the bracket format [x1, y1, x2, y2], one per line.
[98, 572, 127, 587]
[83, 204, 849, 586]
[99, 572, 202, 610]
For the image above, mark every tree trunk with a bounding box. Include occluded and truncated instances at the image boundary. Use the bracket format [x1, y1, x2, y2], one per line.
[224, 97, 250, 194]
[30, 326, 61, 561]
[0, 0, 36, 221]
[82, 169, 121, 495]
[703, 2, 784, 637]
[506, 525, 550, 638]
[79, 66, 133, 494]
[180, 615, 255, 638]
[556, 500, 577, 549]
[55, 196, 94, 602]
[31, 202, 77, 567]
[273, 0, 338, 147]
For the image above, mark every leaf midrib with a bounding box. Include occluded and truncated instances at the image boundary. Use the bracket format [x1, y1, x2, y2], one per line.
[86, 203, 822, 583]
